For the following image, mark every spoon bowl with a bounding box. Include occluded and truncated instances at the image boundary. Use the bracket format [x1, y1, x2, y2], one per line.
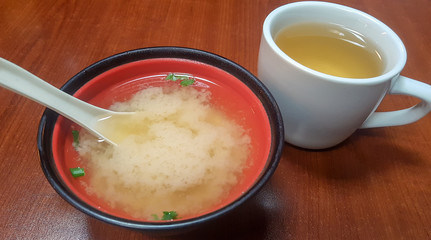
[0, 57, 133, 145]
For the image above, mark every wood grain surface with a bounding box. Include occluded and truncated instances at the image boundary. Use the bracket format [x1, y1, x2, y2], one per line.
[1, 0, 430, 239]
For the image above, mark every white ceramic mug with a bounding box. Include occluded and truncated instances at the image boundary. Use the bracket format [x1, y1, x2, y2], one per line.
[258, 1, 431, 149]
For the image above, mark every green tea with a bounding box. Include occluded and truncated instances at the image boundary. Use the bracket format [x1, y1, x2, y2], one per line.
[274, 22, 384, 78]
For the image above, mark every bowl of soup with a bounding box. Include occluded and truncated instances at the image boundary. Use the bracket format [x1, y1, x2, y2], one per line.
[37, 47, 284, 234]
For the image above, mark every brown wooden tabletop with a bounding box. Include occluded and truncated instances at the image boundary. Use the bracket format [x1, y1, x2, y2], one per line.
[1, 0, 430, 239]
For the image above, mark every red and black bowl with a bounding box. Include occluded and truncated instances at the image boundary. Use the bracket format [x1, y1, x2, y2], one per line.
[37, 47, 284, 234]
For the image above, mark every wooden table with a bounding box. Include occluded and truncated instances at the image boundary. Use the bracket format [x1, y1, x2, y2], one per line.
[1, 0, 430, 239]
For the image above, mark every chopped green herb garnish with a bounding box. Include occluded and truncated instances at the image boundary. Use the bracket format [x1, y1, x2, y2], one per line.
[151, 211, 178, 221]
[180, 78, 195, 86]
[165, 73, 196, 86]
[70, 167, 85, 178]
[161, 211, 178, 220]
[72, 130, 79, 147]
[166, 73, 176, 81]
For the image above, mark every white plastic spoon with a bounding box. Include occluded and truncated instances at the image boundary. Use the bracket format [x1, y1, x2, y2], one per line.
[0, 57, 134, 146]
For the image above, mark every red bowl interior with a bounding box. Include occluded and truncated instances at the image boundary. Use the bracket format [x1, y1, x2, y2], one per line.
[51, 58, 272, 221]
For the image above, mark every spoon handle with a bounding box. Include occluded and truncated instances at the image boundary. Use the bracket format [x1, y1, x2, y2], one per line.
[0, 58, 113, 142]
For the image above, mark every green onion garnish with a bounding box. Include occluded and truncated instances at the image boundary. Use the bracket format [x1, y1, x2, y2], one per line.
[151, 211, 178, 221]
[161, 211, 178, 220]
[70, 167, 85, 178]
[72, 130, 79, 148]
[180, 78, 195, 86]
[166, 73, 176, 81]
[165, 73, 196, 86]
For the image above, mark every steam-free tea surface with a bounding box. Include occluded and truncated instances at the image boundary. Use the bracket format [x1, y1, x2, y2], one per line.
[275, 22, 384, 78]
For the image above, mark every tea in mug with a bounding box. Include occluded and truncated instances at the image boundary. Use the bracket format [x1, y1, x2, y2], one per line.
[274, 22, 384, 78]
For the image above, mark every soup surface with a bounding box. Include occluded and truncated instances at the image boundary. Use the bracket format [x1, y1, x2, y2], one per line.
[275, 22, 384, 78]
[75, 84, 251, 220]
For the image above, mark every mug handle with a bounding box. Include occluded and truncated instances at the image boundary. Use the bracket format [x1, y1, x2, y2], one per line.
[361, 76, 431, 128]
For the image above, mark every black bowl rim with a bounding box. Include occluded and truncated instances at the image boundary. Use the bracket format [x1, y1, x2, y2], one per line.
[37, 46, 284, 232]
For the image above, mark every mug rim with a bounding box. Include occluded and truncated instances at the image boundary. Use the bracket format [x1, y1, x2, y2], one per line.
[262, 1, 407, 85]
